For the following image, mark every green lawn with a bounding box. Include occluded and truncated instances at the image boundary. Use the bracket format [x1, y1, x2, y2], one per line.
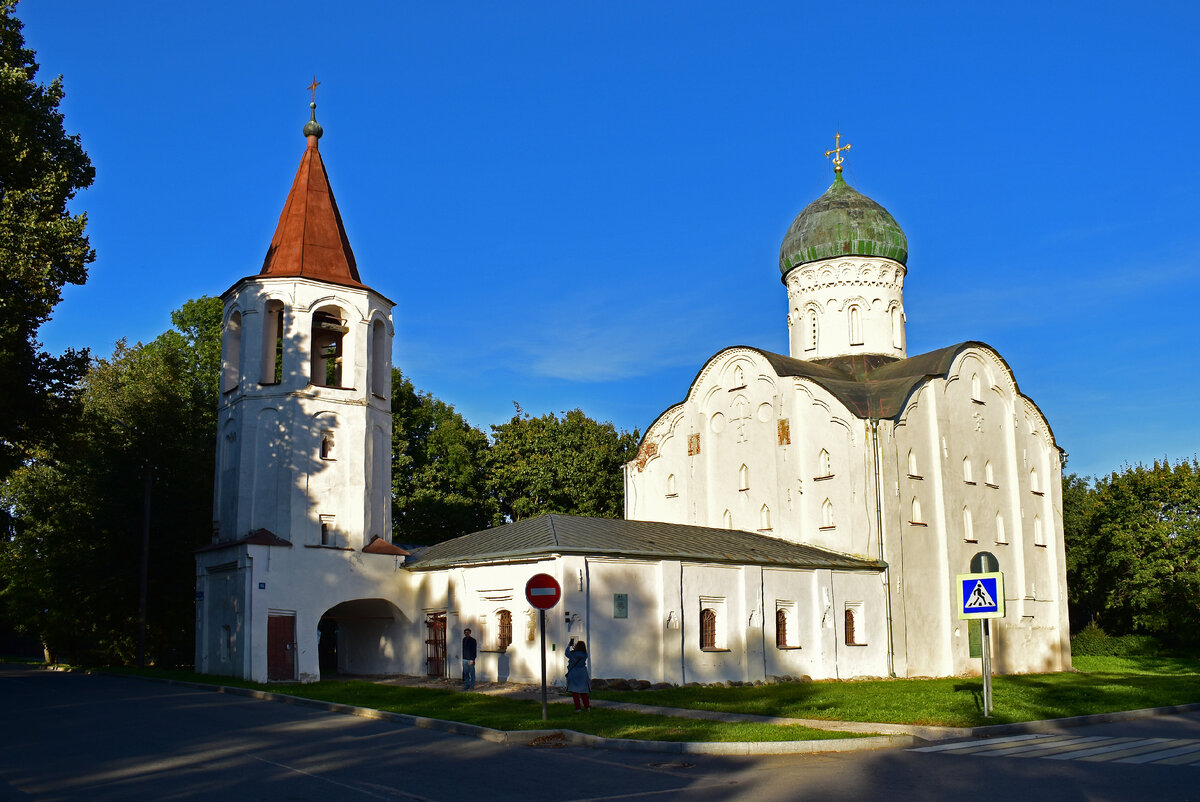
[27, 657, 1200, 735]
[95, 668, 864, 743]
[592, 657, 1200, 728]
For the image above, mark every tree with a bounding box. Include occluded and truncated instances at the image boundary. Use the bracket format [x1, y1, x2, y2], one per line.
[0, 0, 96, 477]
[391, 369, 495, 544]
[1062, 471, 1100, 631]
[487, 405, 638, 523]
[1087, 459, 1200, 646]
[0, 298, 222, 664]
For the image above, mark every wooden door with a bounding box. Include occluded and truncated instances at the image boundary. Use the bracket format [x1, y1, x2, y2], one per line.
[267, 614, 296, 681]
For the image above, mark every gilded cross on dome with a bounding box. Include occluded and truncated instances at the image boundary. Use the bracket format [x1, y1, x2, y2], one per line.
[307, 76, 321, 103]
[824, 132, 852, 173]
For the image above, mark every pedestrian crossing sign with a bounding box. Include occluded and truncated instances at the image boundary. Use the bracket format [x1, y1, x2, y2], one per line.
[957, 572, 1005, 619]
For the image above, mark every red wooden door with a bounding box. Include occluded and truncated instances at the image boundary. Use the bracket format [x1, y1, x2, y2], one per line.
[268, 614, 296, 681]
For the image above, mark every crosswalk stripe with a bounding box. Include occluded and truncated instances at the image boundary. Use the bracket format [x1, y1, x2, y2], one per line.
[979, 736, 1109, 757]
[1074, 738, 1176, 762]
[909, 734, 1047, 753]
[1115, 740, 1200, 764]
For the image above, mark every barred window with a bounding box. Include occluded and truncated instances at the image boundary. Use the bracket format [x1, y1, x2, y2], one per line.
[496, 609, 512, 652]
[700, 608, 717, 650]
[775, 608, 788, 648]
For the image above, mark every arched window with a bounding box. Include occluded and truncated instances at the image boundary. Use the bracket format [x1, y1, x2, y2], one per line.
[817, 449, 832, 478]
[261, 300, 284, 384]
[996, 512, 1007, 544]
[776, 608, 788, 648]
[496, 609, 512, 652]
[806, 309, 819, 352]
[844, 602, 863, 646]
[963, 456, 974, 484]
[891, 306, 902, 349]
[963, 507, 975, 542]
[848, 305, 863, 346]
[666, 473, 677, 496]
[1030, 467, 1040, 493]
[971, 373, 982, 402]
[1034, 515, 1046, 547]
[907, 449, 919, 477]
[700, 609, 717, 650]
[821, 498, 835, 528]
[760, 504, 771, 531]
[371, 318, 388, 397]
[223, 311, 242, 392]
[911, 497, 923, 524]
[985, 461, 996, 486]
[312, 305, 347, 388]
[739, 464, 749, 491]
[732, 365, 745, 386]
[722, 509, 733, 529]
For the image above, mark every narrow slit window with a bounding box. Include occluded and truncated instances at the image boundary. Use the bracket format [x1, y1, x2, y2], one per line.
[760, 504, 771, 531]
[963, 507, 975, 542]
[817, 449, 832, 478]
[985, 461, 996, 486]
[821, 498, 835, 528]
[739, 464, 749, 491]
[911, 497, 923, 524]
[848, 305, 863, 346]
[963, 456, 974, 484]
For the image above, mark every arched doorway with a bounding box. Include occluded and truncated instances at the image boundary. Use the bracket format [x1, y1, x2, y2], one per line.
[317, 598, 407, 678]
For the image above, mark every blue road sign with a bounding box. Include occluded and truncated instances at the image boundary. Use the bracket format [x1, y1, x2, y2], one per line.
[956, 572, 1005, 619]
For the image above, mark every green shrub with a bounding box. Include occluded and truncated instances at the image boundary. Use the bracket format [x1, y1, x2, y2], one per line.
[1071, 623, 1161, 657]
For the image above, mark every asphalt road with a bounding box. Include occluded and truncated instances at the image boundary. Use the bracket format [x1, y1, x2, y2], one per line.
[2, 665, 1198, 801]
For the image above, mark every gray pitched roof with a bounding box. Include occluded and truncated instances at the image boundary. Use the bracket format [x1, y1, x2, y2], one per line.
[407, 514, 885, 571]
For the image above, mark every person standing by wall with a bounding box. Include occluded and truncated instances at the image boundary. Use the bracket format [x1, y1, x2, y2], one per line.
[565, 638, 590, 711]
[462, 628, 477, 691]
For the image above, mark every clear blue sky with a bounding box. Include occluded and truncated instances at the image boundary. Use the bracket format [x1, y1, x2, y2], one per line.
[24, 1, 1200, 480]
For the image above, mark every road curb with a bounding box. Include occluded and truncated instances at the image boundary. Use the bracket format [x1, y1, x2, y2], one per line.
[110, 672, 915, 755]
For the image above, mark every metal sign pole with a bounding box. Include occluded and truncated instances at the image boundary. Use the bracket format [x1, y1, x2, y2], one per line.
[539, 609, 548, 721]
[982, 619, 992, 716]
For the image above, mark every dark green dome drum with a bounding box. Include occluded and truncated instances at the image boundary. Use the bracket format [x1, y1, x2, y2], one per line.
[779, 173, 908, 277]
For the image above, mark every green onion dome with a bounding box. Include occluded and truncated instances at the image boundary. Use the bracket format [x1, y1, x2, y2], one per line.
[779, 172, 907, 275]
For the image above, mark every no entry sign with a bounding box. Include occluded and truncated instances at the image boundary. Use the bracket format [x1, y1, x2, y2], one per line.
[525, 573, 561, 610]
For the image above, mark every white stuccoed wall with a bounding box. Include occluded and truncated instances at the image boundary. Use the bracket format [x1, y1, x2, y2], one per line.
[784, 256, 907, 360]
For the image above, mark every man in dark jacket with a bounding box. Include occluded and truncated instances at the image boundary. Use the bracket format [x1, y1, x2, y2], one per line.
[462, 628, 477, 690]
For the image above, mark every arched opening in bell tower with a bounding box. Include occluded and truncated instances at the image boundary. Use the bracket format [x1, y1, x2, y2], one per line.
[312, 305, 348, 388]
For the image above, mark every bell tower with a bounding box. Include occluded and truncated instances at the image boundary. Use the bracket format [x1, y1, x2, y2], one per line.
[212, 94, 394, 549]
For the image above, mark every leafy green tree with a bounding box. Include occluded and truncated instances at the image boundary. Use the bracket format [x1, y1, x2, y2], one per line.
[391, 369, 496, 544]
[1062, 471, 1099, 631]
[487, 405, 638, 523]
[0, 0, 95, 476]
[0, 298, 222, 664]
[1087, 459, 1200, 646]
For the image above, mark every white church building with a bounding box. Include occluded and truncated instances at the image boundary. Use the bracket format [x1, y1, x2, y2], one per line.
[195, 108, 1071, 685]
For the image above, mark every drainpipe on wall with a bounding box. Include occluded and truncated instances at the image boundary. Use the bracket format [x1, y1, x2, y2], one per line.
[870, 418, 896, 678]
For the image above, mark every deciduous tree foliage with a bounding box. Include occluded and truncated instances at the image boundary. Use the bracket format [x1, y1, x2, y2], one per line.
[1064, 459, 1200, 647]
[0, 0, 95, 476]
[390, 369, 495, 545]
[0, 298, 221, 664]
[487, 405, 639, 523]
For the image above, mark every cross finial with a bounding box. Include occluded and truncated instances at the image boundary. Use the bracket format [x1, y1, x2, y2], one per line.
[824, 131, 852, 174]
[307, 76, 321, 104]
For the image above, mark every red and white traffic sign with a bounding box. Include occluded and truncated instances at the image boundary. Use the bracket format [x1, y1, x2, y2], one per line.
[525, 573, 561, 610]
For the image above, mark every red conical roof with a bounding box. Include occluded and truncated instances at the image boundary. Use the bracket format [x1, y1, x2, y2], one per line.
[259, 132, 364, 288]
